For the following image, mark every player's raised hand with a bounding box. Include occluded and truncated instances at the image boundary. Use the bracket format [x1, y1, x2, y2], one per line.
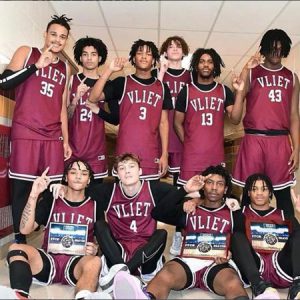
[31, 167, 50, 197]
[35, 44, 54, 69]
[85, 242, 99, 256]
[75, 77, 89, 100]
[109, 57, 127, 72]
[232, 70, 245, 91]
[184, 174, 212, 193]
[49, 183, 67, 199]
[159, 53, 169, 73]
[291, 189, 300, 214]
[246, 47, 264, 69]
[225, 198, 241, 211]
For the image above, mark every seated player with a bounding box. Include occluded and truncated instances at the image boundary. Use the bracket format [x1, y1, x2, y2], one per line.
[112, 165, 254, 300]
[6, 160, 110, 299]
[231, 173, 300, 300]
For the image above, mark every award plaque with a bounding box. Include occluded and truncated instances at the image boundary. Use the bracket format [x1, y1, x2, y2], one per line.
[47, 222, 88, 256]
[180, 232, 229, 260]
[246, 220, 290, 253]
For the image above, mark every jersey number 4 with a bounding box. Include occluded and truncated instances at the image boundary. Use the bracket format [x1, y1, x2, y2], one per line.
[130, 220, 137, 232]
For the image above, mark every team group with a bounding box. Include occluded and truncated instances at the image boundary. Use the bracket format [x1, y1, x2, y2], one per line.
[0, 13, 300, 300]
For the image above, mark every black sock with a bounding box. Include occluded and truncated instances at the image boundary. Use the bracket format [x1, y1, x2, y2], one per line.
[9, 260, 32, 294]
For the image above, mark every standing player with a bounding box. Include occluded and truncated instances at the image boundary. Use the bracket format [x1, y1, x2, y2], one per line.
[88, 39, 173, 180]
[6, 160, 109, 300]
[232, 29, 300, 217]
[0, 15, 72, 243]
[152, 36, 192, 256]
[174, 48, 243, 184]
[112, 165, 253, 300]
[68, 37, 118, 184]
[231, 173, 300, 299]
[152, 36, 191, 185]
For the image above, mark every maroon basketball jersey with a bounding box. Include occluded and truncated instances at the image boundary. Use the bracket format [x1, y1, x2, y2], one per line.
[12, 47, 67, 140]
[185, 203, 233, 234]
[68, 75, 107, 168]
[181, 82, 226, 172]
[105, 181, 156, 242]
[42, 197, 96, 252]
[243, 65, 294, 130]
[242, 205, 285, 224]
[116, 75, 164, 169]
[163, 69, 191, 153]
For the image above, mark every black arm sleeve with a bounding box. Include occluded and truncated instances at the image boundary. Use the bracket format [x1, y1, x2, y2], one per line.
[162, 83, 173, 110]
[232, 210, 246, 233]
[103, 77, 125, 102]
[224, 85, 235, 108]
[284, 211, 300, 232]
[175, 86, 188, 112]
[97, 100, 120, 125]
[151, 182, 187, 227]
[35, 190, 54, 226]
[0, 64, 38, 90]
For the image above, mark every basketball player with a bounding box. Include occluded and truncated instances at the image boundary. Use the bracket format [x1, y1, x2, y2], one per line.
[67, 37, 118, 184]
[232, 29, 300, 217]
[6, 160, 110, 299]
[0, 15, 72, 244]
[88, 39, 173, 180]
[231, 173, 300, 300]
[174, 48, 244, 187]
[112, 165, 255, 300]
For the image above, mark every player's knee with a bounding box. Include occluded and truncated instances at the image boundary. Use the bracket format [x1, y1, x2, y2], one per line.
[82, 256, 102, 273]
[155, 261, 181, 286]
[7, 244, 29, 264]
[222, 271, 244, 293]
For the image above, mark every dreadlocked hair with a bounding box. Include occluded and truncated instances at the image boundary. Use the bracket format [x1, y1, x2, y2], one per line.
[199, 165, 232, 200]
[260, 29, 291, 58]
[61, 159, 94, 185]
[160, 36, 190, 57]
[129, 39, 160, 67]
[242, 173, 274, 206]
[73, 36, 108, 66]
[47, 14, 72, 32]
[190, 48, 225, 78]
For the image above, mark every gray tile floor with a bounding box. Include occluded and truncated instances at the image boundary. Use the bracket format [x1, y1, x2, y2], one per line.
[0, 223, 289, 299]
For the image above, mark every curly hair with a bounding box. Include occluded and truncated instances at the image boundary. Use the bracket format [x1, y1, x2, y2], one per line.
[47, 14, 72, 32]
[129, 39, 160, 67]
[260, 29, 292, 58]
[200, 165, 232, 200]
[159, 36, 189, 58]
[190, 48, 225, 78]
[242, 173, 274, 206]
[73, 36, 108, 66]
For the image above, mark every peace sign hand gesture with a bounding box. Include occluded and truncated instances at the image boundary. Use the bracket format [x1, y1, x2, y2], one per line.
[246, 47, 264, 69]
[35, 44, 54, 69]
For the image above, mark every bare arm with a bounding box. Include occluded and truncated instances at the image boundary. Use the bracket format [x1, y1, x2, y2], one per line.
[174, 110, 185, 143]
[88, 58, 127, 103]
[288, 73, 300, 173]
[20, 168, 50, 234]
[158, 110, 169, 176]
[61, 64, 72, 160]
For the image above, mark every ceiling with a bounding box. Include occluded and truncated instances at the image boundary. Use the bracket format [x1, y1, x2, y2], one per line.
[50, 0, 300, 85]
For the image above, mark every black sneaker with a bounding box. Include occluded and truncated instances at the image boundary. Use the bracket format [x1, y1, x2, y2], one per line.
[288, 281, 300, 299]
[251, 280, 272, 298]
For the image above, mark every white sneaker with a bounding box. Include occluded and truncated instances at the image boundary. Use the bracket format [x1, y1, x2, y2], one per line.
[0, 286, 27, 299]
[99, 263, 129, 293]
[254, 287, 280, 299]
[169, 232, 182, 256]
[84, 291, 113, 299]
[113, 271, 148, 299]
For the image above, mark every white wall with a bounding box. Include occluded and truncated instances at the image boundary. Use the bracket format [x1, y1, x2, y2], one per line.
[0, 1, 75, 72]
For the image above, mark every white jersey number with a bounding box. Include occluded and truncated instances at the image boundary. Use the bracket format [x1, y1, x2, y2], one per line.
[130, 220, 137, 233]
[201, 113, 213, 126]
[139, 107, 147, 120]
[268, 89, 282, 102]
[80, 108, 92, 122]
[40, 81, 54, 97]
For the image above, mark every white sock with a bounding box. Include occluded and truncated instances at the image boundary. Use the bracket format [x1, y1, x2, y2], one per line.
[75, 289, 91, 299]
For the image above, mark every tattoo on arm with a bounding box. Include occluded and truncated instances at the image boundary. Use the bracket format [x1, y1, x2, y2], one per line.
[20, 202, 32, 230]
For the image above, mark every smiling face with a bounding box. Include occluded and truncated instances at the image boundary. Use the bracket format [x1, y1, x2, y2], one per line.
[202, 174, 227, 207]
[44, 23, 69, 53]
[248, 179, 271, 210]
[166, 40, 184, 62]
[134, 45, 154, 71]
